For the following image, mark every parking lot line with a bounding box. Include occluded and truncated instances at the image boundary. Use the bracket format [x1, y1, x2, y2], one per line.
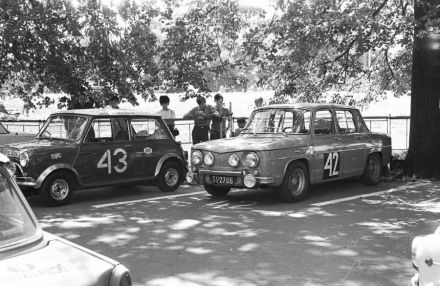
[310, 185, 409, 207]
[92, 191, 206, 208]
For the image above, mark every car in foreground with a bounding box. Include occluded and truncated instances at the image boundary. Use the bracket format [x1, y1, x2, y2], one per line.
[411, 226, 440, 286]
[186, 103, 392, 202]
[0, 154, 132, 286]
[0, 109, 187, 206]
[0, 122, 35, 146]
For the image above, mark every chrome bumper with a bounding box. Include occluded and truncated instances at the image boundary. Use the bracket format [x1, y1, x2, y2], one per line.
[16, 176, 37, 187]
[186, 170, 274, 186]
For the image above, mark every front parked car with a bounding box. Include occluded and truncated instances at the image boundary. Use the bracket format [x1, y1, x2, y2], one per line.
[0, 154, 132, 286]
[411, 227, 440, 286]
[186, 103, 392, 202]
[0, 109, 187, 206]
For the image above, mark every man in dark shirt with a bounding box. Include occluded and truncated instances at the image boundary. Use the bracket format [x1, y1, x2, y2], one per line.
[210, 93, 232, 140]
[184, 95, 219, 144]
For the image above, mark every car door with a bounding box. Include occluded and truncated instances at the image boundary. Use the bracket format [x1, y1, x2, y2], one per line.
[129, 117, 172, 179]
[77, 117, 133, 186]
[336, 109, 369, 177]
[311, 109, 344, 182]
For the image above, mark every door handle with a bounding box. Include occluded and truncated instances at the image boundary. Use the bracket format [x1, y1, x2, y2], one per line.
[355, 136, 364, 140]
[333, 137, 341, 141]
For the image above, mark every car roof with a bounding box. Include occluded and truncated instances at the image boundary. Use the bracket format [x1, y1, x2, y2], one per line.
[51, 108, 160, 117]
[255, 103, 359, 111]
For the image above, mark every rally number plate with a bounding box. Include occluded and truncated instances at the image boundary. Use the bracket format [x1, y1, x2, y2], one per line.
[211, 175, 235, 185]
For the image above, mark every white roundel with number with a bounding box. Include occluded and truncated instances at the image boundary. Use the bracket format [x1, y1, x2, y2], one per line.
[97, 148, 128, 174]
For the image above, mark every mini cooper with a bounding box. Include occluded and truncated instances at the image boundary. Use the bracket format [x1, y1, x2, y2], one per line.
[186, 103, 392, 202]
[0, 109, 187, 206]
[0, 154, 132, 286]
[411, 226, 440, 286]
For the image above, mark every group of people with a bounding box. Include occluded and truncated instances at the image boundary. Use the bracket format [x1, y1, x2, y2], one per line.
[157, 93, 232, 144]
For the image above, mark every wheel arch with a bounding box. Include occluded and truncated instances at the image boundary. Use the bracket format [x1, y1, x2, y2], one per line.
[35, 164, 79, 189]
[154, 153, 186, 177]
[283, 157, 311, 180]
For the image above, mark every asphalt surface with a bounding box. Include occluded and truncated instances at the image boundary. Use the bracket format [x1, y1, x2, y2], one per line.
[28, 179, 440, 286]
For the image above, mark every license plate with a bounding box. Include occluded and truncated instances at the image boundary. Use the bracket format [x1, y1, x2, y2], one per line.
[211, 175, 234, 185]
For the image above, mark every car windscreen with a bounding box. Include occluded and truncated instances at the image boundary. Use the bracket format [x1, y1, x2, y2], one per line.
[242, 108, 311, 134]
[0, 170, 38, 248]
[0, 123, 8, 135]
[38, 115, 89, 141]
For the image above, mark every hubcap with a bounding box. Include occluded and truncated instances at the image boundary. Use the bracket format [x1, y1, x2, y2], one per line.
[50, 179, 69, 201]
[289, 168, 305, 195]
[369, 157, 380, 179]
[164, 168, 179, 187]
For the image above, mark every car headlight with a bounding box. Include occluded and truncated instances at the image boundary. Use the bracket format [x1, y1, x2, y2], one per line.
[109, 264, 132, 286]
[244, 152, 259, 168]
[191, 150, 203, 165]
[4, 162, 16, 177]
[412, 236, 422, 270]
[204, 152, 215, 166]
[228, 153, 240, 167]
[19, 152, 29, 167]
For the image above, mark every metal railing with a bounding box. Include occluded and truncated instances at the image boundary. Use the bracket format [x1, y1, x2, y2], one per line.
[1, 115, 411, 151]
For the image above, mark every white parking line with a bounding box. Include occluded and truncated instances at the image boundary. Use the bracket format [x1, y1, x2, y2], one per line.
[310, 185, 409, 207]
[92, 191, 206, 208]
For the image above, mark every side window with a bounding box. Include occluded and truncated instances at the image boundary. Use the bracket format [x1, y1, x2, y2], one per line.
[85, 118, 112, 142]
[314, 110, 334, 135]
[111, 118, 129, 141]
[336, 110, 357, 134]
[130, 118, 167, 140]
[352, 110, 369, 133]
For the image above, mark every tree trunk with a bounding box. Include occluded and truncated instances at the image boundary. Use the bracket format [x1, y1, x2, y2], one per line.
[405, 0, 440, 177]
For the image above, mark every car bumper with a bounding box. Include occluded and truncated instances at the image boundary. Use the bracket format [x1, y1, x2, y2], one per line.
[411, 273, 419, 286]
[16, 176, 38, 188]
[186, 170, 274, 188]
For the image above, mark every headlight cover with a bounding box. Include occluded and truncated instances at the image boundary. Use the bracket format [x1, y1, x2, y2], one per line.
[109, 264, 132, 286]
[244, 152, 259, 168]
[228, 153, 240, 167]
[191, 150, 203, 165]
[19, 152, 29, 167]
[204, 152, 215, 166]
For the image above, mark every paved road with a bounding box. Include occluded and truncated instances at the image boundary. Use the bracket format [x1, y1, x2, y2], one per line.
[29, 179, 440, 286]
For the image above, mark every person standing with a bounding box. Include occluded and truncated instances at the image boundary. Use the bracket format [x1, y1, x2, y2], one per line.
[184, 95, 219, 144]
[210, 93, 232, 140]
[156, 95, 176, 132]
[254, 97, 264, 108]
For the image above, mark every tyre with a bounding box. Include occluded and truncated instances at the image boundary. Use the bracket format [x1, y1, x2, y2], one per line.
[39, 171, 76, 207]
[204, 184, 231, 196]
[278, 161, 310, 202]
[157, 161, 182, 192]
[361, 153, 382, 186]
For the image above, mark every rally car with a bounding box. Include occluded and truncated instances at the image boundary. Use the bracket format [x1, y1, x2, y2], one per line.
[0, 109, 187, 206]
[411, 226, 440, 286]
[186, 103, 392, 202]
[0, 154, 132, 286]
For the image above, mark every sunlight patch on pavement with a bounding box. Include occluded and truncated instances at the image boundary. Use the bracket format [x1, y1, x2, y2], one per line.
[169, 219, 201, 230]
[186, 247, 213, 255]
[238, 243, 259, 252]
[143, 272, 257, 286]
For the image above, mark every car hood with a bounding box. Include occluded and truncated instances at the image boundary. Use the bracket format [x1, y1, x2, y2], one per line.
[0, 133, 35, 145]
[194, 134, 311, 152]
[0, 139, 73, 155]
[0, 234, 116, 286]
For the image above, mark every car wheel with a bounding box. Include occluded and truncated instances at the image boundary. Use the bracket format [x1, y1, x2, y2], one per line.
[278, 161, 310, 202]
[39, 171, 76, 207]
[204, 184, 231, 196]
[362, 153, 382, 186]
[157, 161, 182, 192]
